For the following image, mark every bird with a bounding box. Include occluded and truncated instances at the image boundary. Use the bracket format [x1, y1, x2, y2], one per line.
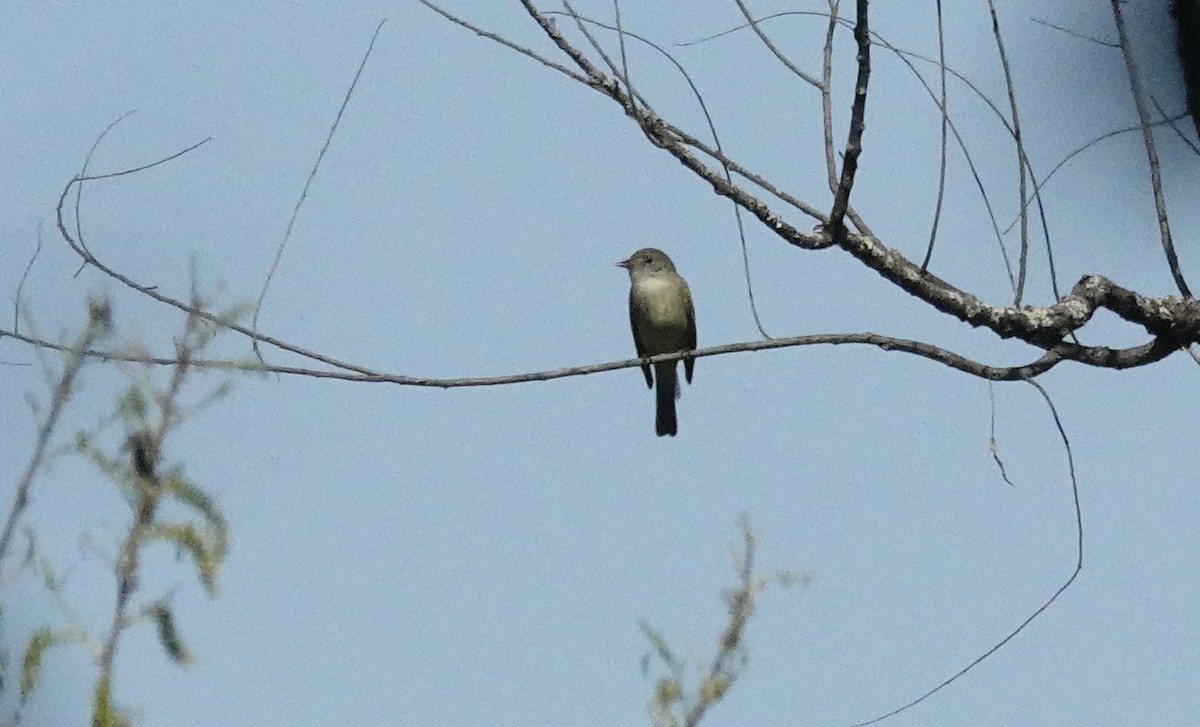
[616, 247, 696, 437]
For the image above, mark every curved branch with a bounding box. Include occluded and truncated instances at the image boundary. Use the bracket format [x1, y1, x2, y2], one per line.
[55, 169, 383, 378]
[851, 377, 1084, 726]
[1, 320, 1179, 390]
[545, 9, 775, 338]
[921, 0, 949, 272]
[426, 5, 1200, 357]
[734, 0, 821, 88]
[1111, 0, 1192, 297]
[51, 7, 1200, 399]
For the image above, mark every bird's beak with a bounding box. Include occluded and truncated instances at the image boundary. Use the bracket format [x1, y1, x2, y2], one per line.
[615, 259, 631, 269]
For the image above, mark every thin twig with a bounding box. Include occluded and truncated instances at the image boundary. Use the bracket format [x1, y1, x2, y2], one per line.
[682, 518, 759, 727]
[12, 223, 43, 335]
[1003, 114, 1190, 236]
[661, 124, 828, 222]
[1149, 94, 1200, 155]
[72, 111, 138, 277]
[870, 30, 1017, 290]
[987, 0, 1030, 305]
[734, 0, 821, 88]
[610, 0, 639, 116]
[1110, 0, 1192, 297]
[94, 303, 204, 721]
[0, 300, 110, 564]
[850, 378, 1083, 725]
[55, 161, 383, 378]
[987, 381, 1015, 487]
[1031, 17, 1119, 48]
[921, 0, 949, 271]
[821, 1, 841, 193]
[678, 11, 1050, 294]
[543, 9, 774, 339]
[250, 19, 387, 359]
[418, 0, 589, 83]
[562, 3, 648, 111]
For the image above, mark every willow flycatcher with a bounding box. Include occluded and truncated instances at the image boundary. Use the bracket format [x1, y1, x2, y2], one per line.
[616, 248, 696, 437]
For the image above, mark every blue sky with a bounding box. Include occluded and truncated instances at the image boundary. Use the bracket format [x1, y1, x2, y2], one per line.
[2, 2, 1199, 726]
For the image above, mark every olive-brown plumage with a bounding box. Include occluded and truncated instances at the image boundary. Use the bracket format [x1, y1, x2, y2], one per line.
[616, 248, 696, 436]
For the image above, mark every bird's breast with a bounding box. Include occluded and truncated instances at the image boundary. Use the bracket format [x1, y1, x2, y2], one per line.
[631, 275, 691, 344]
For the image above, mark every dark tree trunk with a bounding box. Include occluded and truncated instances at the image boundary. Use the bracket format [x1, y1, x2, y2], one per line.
[1173, 0, 1200, 137]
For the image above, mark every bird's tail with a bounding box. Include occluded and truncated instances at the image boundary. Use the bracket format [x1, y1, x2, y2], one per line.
[654, 363, 678, 437]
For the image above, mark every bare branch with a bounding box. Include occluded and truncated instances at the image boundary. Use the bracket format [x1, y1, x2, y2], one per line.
[0, 299, 111, 565]
[1004, 113, 1190, 236]
[72, 110, 138, 276]
[827, 0, 870, 236]
[3, 282, 1184, 395]
[986, 381, 1016, 487]
[1110, 0, 1192, 296]
[821, 1, 840, 192]
[418, 0, 589, 84]
[54, 9, 1200, 386]
[678, 11, 1060, 297]
[610, 0, 638, 115]
[92, 292, 229, 724]
[250, 19, 386, 359]
[55, 162, 383, 378]
[541, 9, 774, 338]
[1149, 94, 1200, 155]
[682, 517, 759, 727]
[643, 517, 796, 727]
[987, 1, 1030, 305]
[1031, 17, 1119, 48]
[850, 378, 1083, 725]
[734, 0, 821, 88]
[920, 0, 949, 271]
[12, 223, 42, 336]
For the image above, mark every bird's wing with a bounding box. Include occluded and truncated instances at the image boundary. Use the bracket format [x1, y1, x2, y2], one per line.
[683, 282, 697, 384]
[629, 296, 654, 388]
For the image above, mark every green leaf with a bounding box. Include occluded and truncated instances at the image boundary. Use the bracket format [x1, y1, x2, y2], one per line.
[144, 523, 222, 595]
[148, 602, 192, 665]
[655, 677, 682, 704]
[92, 672, 131, 727]
[639, 620, 680, 675]
[163, 475, 227, 538]
[700, 676, 728, 701]
[117, 387, 149, 421]
[38, 557, 63, 599]
[215, 301, 253, 327]
[21, 627, 84, 702]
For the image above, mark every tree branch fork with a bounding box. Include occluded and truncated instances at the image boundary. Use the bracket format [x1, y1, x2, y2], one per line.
[9, 2, 1198, 395]
[497, 1, 1198, 372]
